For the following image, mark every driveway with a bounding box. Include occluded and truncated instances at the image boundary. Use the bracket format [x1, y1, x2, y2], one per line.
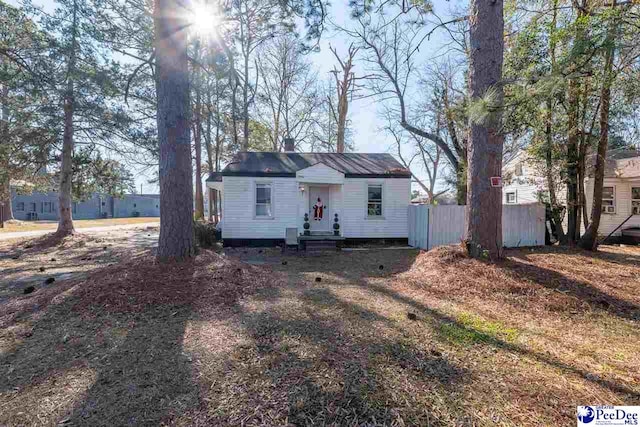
[0, 225, 160, 300]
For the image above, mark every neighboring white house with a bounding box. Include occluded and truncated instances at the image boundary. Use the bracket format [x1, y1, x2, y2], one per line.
[206, 151, 411, 245]
[582, 150, 640, 237]
[502, 151, 545, 205]
[501, 148, 640, 238]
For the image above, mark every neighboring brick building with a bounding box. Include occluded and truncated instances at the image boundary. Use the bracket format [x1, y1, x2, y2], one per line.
[11, 191, 160, 220]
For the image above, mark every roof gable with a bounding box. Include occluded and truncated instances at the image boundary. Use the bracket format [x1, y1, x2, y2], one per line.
[296, 162, 345, 184]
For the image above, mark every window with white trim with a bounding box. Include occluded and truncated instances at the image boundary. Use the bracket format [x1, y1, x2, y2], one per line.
[632, 187, 640, 215]
[29, 202, 36, 212]
[602, 186, 615, 214]
[506, 192, 517, 204]
[16, 202, 25, 211]
[255, 183, 273, 217]
[367, 184, 383, 217]
[43, 201, 53, 213]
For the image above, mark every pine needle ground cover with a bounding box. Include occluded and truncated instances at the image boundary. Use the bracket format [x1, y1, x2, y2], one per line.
[1, 233, 638, 426]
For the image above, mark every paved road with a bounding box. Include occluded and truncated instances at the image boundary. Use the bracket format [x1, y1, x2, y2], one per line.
[0, 222, 159, 241]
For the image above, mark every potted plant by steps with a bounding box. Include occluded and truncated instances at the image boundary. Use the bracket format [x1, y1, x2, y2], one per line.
[333, 213, 340, 236]
[303, 213, 310, 236]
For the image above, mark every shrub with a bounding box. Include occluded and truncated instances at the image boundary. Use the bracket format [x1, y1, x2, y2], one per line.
[194, 221, 217, 248]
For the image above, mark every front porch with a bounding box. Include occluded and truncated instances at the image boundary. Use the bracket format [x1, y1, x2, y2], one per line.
[296, 163, 346, 240]
[298, 232, 346, 251]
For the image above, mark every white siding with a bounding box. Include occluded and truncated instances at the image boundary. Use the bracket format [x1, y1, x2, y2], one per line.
[296, 163, 345, 184]
[222, 177, 299, 239]
[584, 178, 640, 237]
[502, 156, 543, 204]
[341, 178, 410, 238]
[221, 176, 411, 240]
[502, 179, 541, 205]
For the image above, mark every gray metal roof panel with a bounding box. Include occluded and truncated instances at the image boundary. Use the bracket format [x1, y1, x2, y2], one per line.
[215, 152, 411, 178]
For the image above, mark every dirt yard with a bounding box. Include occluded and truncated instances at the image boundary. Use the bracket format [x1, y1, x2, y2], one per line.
[1, 231, 638, 426]
[0, 217, 159, 233]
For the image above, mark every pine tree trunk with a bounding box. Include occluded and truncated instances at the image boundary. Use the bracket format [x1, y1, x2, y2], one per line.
[579, 2, 616, 251]
[1, 177, 13, 223]
[543, 0, 566, 244]
[565, 2, 588, 244]
[578, 80, 590, 232]
[0, 84, 13, 223]
[154, 0, 194, 260]
[194, 120, 204, 220]
[565, 78, 580, 244]
[204, 103, 214, 223]
[545, 100, 567, 243]
[193, 63, 205, 221]
[56, 0, 78, 237]
[456, 164, 467, 206]
[465, 0, 504, 259]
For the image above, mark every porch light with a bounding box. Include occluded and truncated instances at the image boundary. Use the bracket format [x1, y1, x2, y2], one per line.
[299, 185, 305, 193]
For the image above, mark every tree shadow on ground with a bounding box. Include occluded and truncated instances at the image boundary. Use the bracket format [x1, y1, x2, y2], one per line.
[65, 306, 199, 425]
[507, 245, 640, 269]
[0, 256, 202, 426]
[499, 257, 640, 321]
[352, 279, 640, 402]
[201, 284, 470, 426]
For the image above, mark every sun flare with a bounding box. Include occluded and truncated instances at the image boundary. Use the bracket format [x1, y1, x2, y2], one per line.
[189, 2, 219, 36]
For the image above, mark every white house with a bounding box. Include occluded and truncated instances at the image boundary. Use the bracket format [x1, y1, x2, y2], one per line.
[501, 148, 640, 239]
[502, 151, 545, 205]
[582, 150, 640, 238]
[206, 150, 411, 246]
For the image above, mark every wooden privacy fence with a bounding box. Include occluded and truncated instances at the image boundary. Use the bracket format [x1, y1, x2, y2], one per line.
[408, 203, 546, 250]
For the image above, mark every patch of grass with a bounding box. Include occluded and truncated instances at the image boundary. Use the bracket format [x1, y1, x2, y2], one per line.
[438, 312, 519, 346]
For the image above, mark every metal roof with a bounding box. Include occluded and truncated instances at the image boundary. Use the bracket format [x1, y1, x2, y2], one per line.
[586, 148, 640, 178]
[206, 152, 411, 181]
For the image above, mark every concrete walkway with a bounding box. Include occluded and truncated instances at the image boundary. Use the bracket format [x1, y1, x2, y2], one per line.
[0, 222, 159, 241]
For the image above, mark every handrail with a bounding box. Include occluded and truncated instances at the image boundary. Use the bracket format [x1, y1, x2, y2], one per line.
[600, 214, 634, 244]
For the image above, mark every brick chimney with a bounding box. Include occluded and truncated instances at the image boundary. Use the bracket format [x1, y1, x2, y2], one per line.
[284, 137, 295, 152]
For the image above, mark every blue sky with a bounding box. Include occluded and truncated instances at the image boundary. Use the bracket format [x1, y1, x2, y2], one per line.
[8, 0, 466, 194]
